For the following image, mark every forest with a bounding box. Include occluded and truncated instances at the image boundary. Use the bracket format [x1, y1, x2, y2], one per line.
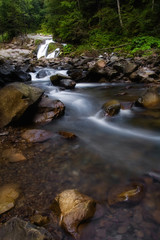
[0, 0, 160, 53]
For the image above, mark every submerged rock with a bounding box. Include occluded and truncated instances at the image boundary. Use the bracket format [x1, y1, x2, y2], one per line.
[135, 88, 160, 109]
[0, 184, 20, 215]
[59, 131, 77, 139]
[33, 97, 65, 124]
[107, 182, 145, 207]
[0, 217, 53, 240]
[21, 129, 53, 143]
[0, 82, 44, 128]
[2, 148, 26, 163]
[54, 189, 96, 239]
[102, 100, 121, 116]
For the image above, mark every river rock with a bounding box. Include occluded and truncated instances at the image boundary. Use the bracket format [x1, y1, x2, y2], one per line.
[33, 97, 65, 124]
[2, 148, 26, 163]
[36, 69, 51, 79]
[0, 184, 20, 215]
[54, 189, 96, 239]
[59, 131, 77, 139]
[102, 100, 121, 116]
[95, 59, 106, 68]
[135, 88, 160, 109]
[50, 73, 69, 85]
[113, 60, 137, 75]
[0, 82, 44, 128]
[0, 62, 31, 85]
[0, 217, 54, 240]
[130, 67, 157, 82]
[107, 182, 145, 207]
[30, 214, 49, 226]
[60, 79, 76, 89]
[11, 70, 31, 82]
[21, 129, 53, 143]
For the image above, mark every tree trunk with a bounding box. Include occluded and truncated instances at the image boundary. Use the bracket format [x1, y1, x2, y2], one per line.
[77, 0, 80, 10]
[116, 0, 123, 28]
[152, 0, 154, 11]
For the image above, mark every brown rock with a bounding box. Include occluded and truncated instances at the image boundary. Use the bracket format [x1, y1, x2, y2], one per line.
[2, 148, 26, 163]
[54, 189, 96, 239]
[0, 83, 44, 128]
[108, 182, 145, 206]
[50, 73, 69, 85]
[96, 59, 106, 68]
[135, 88, 160, 109]
[0, 184, 20, 215]
[59, 131, 77, 139]
[30, 214, 49, 226]
[0, 217, 53, 240]
[102, 100, 121, 116]
[21, 129, 53, 143]
[33, 97, 65, 124]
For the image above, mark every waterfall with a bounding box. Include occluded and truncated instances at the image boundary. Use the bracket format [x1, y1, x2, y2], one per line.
[37, 39, 60, 59]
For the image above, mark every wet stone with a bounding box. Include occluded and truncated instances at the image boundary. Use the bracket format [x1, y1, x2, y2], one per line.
[107, 182, 145, 207]
[135, 88, 160, 109]
[102, 100, 121, 116]
[58, 131, 77, 139]
[30, 214, 49, 226]
[54, 189, 96, 239]
[0, 217, 54, 240]
[2, 148, 26, 163]
[21, 129, 53, 143]
[0, 184, 20, 215]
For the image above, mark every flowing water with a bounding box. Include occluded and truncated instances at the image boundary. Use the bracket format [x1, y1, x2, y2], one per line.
[1, 66, 160, 239]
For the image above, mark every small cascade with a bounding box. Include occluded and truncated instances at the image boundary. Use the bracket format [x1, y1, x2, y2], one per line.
[37, 39, 60, 59]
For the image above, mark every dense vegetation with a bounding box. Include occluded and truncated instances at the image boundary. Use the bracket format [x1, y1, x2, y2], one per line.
[1, 0, 160, 55]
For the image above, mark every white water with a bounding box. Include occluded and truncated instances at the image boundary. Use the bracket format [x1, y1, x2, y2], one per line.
[37, 39, 60, 59]
[30, 67, 68, 81]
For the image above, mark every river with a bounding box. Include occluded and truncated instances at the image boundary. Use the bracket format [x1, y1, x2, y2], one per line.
[29, 67, 160, 239]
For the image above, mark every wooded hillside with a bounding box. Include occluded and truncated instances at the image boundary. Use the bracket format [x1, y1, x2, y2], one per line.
[0, 0, 160, 52]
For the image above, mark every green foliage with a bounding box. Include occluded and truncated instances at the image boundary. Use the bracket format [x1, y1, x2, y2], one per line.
[48, 42, 60, 54]
[0, 0, 44, 40]
[125, 36, 160, 55]
[62, 44, 74, 55]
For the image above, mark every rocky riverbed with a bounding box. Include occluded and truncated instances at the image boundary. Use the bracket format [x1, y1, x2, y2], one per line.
[0, 35, 160, 240]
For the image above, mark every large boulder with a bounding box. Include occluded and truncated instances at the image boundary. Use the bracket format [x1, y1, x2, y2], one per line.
[50, 73, 69, 85]
[59, 79, 76, 89]
[113, 60, 137, 75]
[135, 88, 160, 109]
[87, 60, 108, 82]
[0, 82, 44, 128]
[0, 217, 54, 240]
[130, 67, 157, 82]
[0, 63, 31, 86]
[54, 189, 96, 239]
[33, 96, 65, 124]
